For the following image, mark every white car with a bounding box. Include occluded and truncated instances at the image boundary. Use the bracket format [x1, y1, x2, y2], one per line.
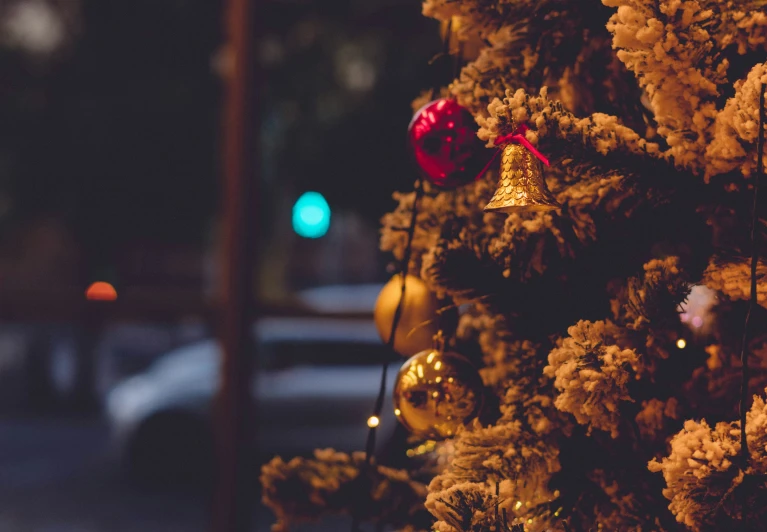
[106, 316, 401, 481]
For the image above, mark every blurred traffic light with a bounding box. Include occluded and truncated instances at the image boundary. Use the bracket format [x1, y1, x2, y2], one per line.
[292, 191, 330, 238]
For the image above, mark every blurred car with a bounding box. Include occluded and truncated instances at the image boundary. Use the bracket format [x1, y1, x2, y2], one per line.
[2, 284, 383, 413]
[106, 316, 402, 482]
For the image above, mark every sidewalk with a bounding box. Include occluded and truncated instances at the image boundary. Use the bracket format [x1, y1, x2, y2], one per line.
[0, 417, 349, 532]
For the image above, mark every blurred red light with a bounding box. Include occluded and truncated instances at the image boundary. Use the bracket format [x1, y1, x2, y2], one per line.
[85, 282, 117, 301]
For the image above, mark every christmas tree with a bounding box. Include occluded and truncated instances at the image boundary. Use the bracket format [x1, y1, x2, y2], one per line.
[260, 1, 767, 530]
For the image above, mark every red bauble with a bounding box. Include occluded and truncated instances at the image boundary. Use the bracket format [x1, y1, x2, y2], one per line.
[408, 98, 486, 188]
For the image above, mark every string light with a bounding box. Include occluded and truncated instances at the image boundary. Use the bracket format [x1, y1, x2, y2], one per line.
[676, 338, 687, 349]
[405, 440, 436, 457]
[367, 415, 380, 428]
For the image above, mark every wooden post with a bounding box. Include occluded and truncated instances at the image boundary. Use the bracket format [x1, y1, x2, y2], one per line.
[212, 0, 256, 530]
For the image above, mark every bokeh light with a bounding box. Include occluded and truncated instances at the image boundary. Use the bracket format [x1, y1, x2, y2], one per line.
[292, 191, 330, 239]
[680, 285, 718, 334]
[85, 281, 117, 301]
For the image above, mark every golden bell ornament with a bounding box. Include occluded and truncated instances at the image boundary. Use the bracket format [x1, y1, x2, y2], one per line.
[484, 142, 560, 213]
[374, 274, 440, 356]
[393, 348, 484, 440]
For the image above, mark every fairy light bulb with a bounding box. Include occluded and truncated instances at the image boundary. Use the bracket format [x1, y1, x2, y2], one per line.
[367, 415, 380, 428]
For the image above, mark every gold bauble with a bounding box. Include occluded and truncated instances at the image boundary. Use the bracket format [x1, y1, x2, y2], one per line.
[393, 348, 484, 440]
[374, 274, 440, 356]
[484, 143, 560, 213]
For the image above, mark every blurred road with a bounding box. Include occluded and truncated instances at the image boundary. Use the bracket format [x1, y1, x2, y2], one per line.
[0, 417, 349, 532]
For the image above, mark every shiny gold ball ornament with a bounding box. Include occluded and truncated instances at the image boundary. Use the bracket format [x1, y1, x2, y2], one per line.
[393, 348, 484, 440]
[374, 274, 440, 356]
[484, 143, 560, 213]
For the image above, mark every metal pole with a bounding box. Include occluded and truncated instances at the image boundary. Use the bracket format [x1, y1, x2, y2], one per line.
[212, 0, 255, 530]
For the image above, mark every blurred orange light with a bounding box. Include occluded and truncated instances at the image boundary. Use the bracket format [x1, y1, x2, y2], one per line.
[86, 281, 117, 301]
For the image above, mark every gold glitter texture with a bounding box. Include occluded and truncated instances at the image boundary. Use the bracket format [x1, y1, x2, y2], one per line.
[484, 143, 560, 213]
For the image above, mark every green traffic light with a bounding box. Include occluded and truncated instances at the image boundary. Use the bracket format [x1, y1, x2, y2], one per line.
[292, 191, 330, 238]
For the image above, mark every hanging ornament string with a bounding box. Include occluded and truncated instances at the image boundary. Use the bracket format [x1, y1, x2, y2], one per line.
[452, 33, 464, 81]
[475, 124, 550, 180]
[352, 183, 423, 532]
[352, 185, 424, 532]
[361, 17, 456, 469]
[431, 17, 453, 99]
[739, 83, 764, 468]
[353, 23, 453, 532]
[363, 178, 424, 465]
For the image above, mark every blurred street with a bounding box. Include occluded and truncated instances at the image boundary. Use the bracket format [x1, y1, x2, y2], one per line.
[0, 416, 347, 532]
[0, 0, 438, 529]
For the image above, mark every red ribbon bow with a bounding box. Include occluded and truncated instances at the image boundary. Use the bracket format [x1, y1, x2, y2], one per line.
[476, 124, 549, 180]
[493, 124, 549, 166]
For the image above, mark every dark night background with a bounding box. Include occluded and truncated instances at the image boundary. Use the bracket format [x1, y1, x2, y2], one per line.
[0, 0, 444, 530]
[0, 0, 445, 291]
